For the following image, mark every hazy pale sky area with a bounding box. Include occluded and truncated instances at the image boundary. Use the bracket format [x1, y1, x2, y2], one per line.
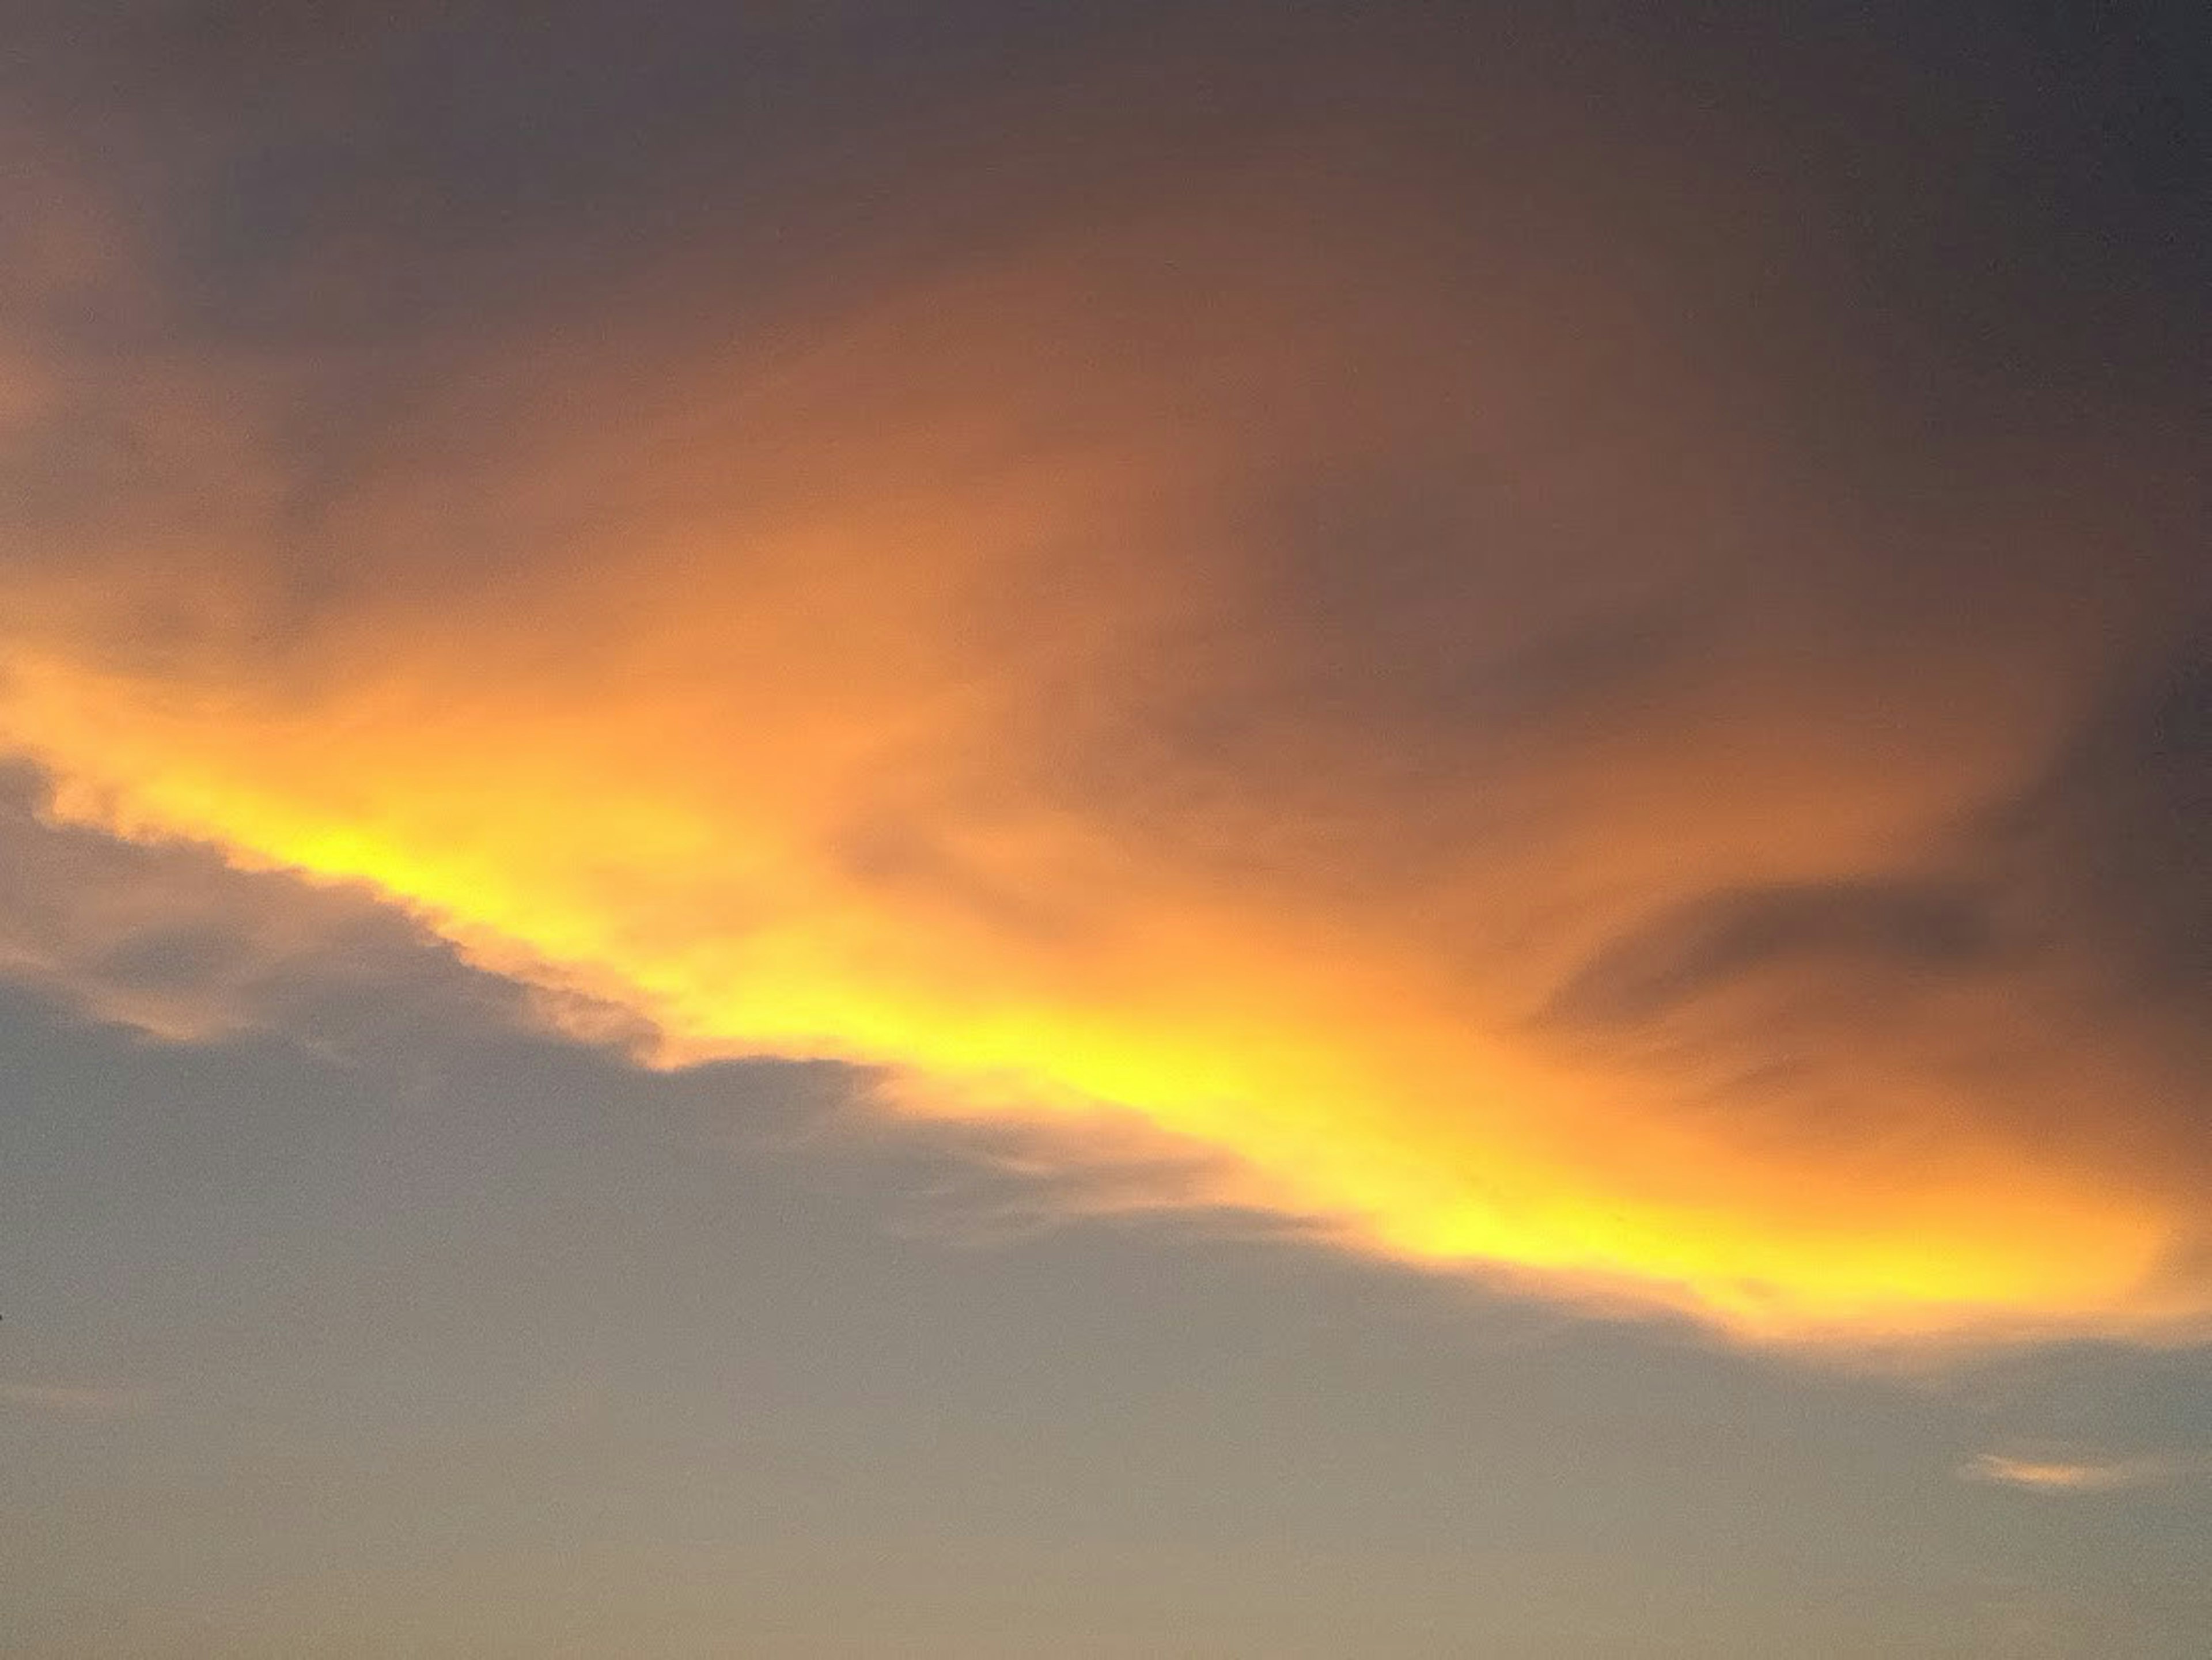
[3, 3, 2209, 1655]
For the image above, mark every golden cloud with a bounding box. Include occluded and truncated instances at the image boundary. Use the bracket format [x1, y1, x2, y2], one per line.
[3, 82, 2207, 1349]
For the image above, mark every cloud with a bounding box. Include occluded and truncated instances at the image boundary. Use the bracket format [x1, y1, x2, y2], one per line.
[0, 1382, 157, 1420]
[1544, 878, 2010, 1028]
[1997, 632, 2212, 1010]
[1961, 1451, 2192, 1495]
[0, 5, 2207, 1346]
[0, 764, 652, 1060]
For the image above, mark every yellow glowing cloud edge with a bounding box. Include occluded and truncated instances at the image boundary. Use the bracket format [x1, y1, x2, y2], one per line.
[1, 635, 2198, 1351]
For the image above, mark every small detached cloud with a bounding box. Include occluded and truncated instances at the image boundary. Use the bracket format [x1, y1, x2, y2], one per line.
[0, 1382, 157, 1420]
[1961, 1449, 2196, 1494]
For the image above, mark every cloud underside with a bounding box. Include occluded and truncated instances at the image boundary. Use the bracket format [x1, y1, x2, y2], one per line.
[2, 6, 2208, 1346]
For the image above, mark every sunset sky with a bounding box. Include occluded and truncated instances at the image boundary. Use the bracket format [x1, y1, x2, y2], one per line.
[4, 3, 2210, 1655]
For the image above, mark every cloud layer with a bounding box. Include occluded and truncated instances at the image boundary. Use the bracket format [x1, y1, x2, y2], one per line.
[2, 3, 2207, 1343]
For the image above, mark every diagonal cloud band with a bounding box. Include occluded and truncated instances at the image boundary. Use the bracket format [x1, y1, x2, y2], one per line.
[3, 1, 2207, 1346]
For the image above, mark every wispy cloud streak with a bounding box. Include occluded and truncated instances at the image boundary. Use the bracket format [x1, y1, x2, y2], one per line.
[1, 1382, 157, 1420]
[1961, 1451, 2195, 1494]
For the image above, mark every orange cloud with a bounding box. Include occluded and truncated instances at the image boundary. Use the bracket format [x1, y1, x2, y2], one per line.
[1961, 1452, 2189, 1494]
[2, 74, 2207, 1350]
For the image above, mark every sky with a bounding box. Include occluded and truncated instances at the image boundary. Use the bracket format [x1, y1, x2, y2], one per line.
[2, 3, 2209, 1655]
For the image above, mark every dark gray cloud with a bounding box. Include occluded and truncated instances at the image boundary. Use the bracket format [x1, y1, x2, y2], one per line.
[1547, 878, 2010, 1030]
[2002, 630, 2212, 1007]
